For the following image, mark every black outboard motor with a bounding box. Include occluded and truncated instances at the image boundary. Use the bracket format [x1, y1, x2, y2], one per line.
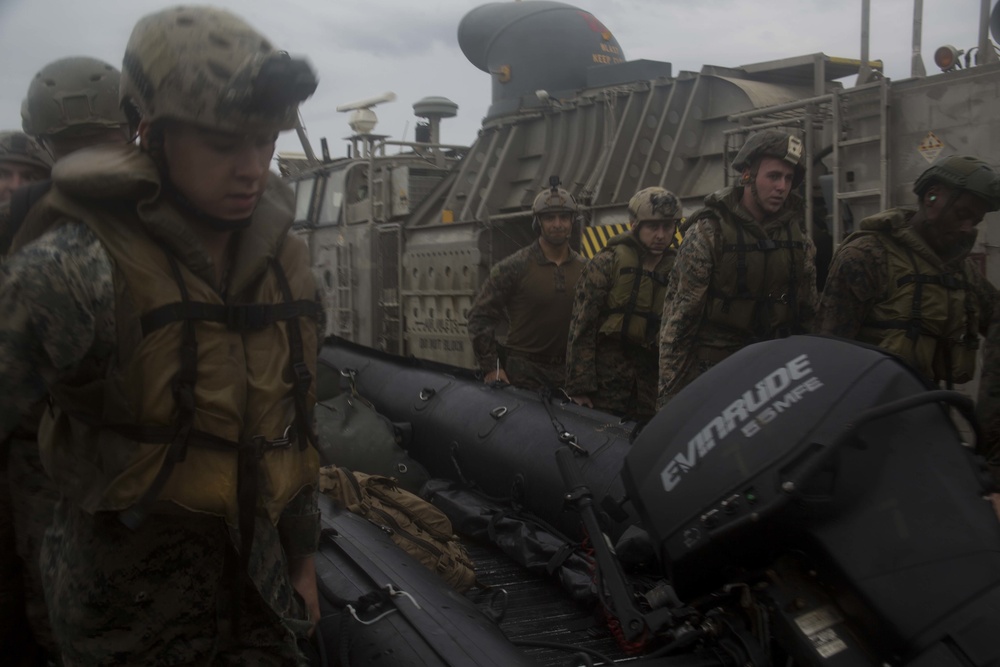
[623, 336, 1000, 666]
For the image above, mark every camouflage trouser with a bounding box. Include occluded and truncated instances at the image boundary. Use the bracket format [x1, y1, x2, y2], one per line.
[8, 436, 59, 658]
[41, 499, 312, 666]
[505, 354, 565, 391]
[657, 359, 722, 410]
[592, 337, 658, 421]
[0, 447, 32, 661]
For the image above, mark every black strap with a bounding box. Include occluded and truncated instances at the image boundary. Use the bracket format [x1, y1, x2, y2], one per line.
[614, 264, 668, 344]
[141, 300, 320, 336]
[539, 388, 588, 456]
[721, 239, 804, 251]
[2, 180, 53, 254]
[961, 263, 979, 351]
[605, 306, 661, 322]
[272, 259, 318, 452]
[717, 224, 804, 337]
[901, 247, 926, 342]
[734, 224, 751, 299]
[617, 265, 669, 286]
[118, 257, 317, 542]
[784, 224, 800, 328]
[896, 273, 969, 290]
[120, 253, 199, 530]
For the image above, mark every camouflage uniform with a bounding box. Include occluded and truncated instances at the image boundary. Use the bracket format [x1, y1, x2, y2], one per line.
[817, 208, 996, 380]
[0, 7, 322, 665]
[0, 170, 319, 667]
[657, 188, 817, 406]
[7, 431, 58, 660]
[821, 156, 1000, 390]
[468, 240, 586, 390]
[0, 131, 52, 661]
[3, 56, 128, 662]
[565, 237, 672, 419]
[978, 319, 1000, 471]
[566, 188, 680, 419]
[0, 132, 51, 254]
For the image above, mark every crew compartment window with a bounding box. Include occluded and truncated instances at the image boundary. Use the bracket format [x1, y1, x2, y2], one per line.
[293, 177, 316, 224]
[318, 168, 346, 226]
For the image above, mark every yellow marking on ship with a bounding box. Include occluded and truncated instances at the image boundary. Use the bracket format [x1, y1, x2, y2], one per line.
[582, 224, 628, 258]
[581, 223, 685, 258]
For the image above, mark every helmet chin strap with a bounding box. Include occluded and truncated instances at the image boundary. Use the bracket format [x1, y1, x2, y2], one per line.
[143, 123, 254, 232]
[739, 167, 765, 211]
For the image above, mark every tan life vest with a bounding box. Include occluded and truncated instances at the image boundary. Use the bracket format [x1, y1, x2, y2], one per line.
[30, 147, 320, 528]
[597, 232, 673, 348]
[854, 209, 979, 384]
[697, 191, 808, 353]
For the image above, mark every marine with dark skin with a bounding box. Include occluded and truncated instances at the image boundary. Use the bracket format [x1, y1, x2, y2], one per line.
[467, 183, 586, 390]
[818, 156, 999, 387]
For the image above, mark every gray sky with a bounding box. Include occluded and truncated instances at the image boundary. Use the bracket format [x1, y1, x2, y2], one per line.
[0, 0, 991, 160]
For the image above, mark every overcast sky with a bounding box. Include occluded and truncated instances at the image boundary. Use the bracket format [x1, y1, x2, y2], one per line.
[0, 0, 992, 160]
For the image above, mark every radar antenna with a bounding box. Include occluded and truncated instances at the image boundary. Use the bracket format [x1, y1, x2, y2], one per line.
[336, 91, 397, 135]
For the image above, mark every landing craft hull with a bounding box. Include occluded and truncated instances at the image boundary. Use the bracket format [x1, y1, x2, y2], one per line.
[315, 497, 535, 666]
[319, 336, 639, 541]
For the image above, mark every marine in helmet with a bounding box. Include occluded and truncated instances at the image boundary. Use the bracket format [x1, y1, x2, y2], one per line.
[818, 155, 1000, 388]
[0, 129, 50, 660]
[0, 131, 50, 204]
[2, 57, 133, 663]
[0, 6, 321, 664]
[467, 177, 586, 390]
[23, 56, 130, 161]
[657, 129, 818, 406]
[565, 187, 680, 419]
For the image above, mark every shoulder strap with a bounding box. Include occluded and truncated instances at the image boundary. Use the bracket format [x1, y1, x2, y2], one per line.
[3, 180, 52, 252]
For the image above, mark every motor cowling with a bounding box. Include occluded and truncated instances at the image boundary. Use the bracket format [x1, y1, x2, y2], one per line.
[623, 335, 1000, 664]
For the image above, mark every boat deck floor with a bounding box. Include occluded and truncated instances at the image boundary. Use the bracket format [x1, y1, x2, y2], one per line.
[463, 540, 630, 666]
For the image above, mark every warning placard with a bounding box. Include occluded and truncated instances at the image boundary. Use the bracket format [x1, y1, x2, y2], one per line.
[918, 131, 945, 163]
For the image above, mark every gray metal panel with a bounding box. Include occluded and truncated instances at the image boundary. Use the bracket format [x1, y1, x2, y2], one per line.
[402, 238, 481, 367]
[375, 224, 403, 354]
[586, 59, 672, 87]
[886, 62, 1000, 207]
[712, 76, 816, 113]
[610, 81, 672, 201]
[589, 86, 646, 202]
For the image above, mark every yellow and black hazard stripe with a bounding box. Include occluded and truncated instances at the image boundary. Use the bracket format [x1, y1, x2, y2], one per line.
[581, 224, 628, 258]
[580, 223, 685, 259]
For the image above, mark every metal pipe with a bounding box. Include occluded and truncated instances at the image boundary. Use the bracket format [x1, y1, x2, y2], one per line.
[722, 117, 806, 134]
[858, 0, 875, 84]
[879, 79, 890, 211]
[380, 139, 471, 151]
[979, 0, 998, 64]
[912, 0, 927, 77]
[728, 93, 834, 120]
[832, 88, 843, 246]
[295, 113, 319, 164]
[804, 104, 815, 242]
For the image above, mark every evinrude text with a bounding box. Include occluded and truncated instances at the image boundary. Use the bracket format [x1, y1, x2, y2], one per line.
[661, 354, 823, 492]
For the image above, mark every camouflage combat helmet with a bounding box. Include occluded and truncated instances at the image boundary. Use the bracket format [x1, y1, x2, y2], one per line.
[628, 187, 680, 223]
[22, 57, 127, 138]
[120, 6, 318, 133]
[0, 131, 53, 171]
[913, 155, 1000, 211]
[732, 129, 805, 187]
[532, 181, 578, 216]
